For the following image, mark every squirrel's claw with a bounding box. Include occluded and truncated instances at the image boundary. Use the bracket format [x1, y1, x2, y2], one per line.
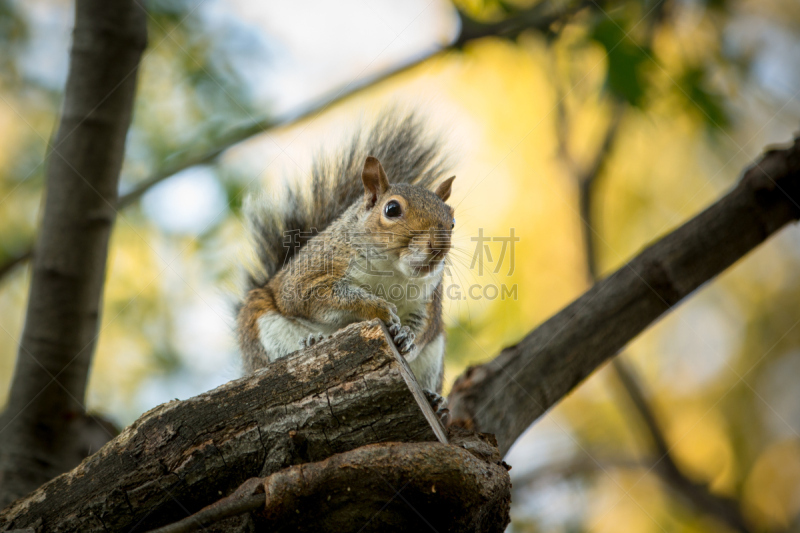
[385, 306, 401, 327]
[299, 332, 326, 349]
[393, 327, 409, 343]
[400, 339, 416, 354]
[391, 325, 416, 356]
[423, 389, 450, 426]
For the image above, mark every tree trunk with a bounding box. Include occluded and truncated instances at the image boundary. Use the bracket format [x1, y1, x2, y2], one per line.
[448, 136, 800, 455]
[0, 322, 471, 532]
[0, 0, 147, 507]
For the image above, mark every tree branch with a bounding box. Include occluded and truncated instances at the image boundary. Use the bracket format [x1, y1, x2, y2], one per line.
[557, 21, 754, 525]
[0, 321, 457, 531]
[610, 361, 751, 531]
[562, 98, 751, 530]
[0, 0, 147, 507]
[148, 492, 264, 533]
[0, 0, 593, 284]
[575, 102, 625, 280]
[447, 134, 800, 457]
[0, 250, 31, 281]
[549, 2, 752, 527]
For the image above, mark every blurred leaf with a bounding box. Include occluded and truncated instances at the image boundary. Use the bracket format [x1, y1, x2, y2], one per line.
[0, 0, 27, 44]
[590, 16, 651, 107]
[147, 0, 198, 22]
[224, 180, 247, 214]
[445, 315, 488, 367]
[151, 346, 183, 374]
[0, 0, 27, 84]
[678, 67, 730, 131]
[706, 0, 728, 10]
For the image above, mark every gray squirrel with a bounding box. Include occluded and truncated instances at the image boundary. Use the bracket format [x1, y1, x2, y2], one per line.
[236, 112, 455, 413]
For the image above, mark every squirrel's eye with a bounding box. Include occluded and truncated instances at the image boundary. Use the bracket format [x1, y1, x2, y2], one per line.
[384, 200, 402, 218]
[451, 218, 455, 229]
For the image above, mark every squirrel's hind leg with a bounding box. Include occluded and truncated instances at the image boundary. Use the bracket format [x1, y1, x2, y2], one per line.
[257, 311, 323, 362]
[299, 332, 327, 348]
[423, 389, 450, 426]
[408, 334, 445, 392]
[409, 334, 449, 425]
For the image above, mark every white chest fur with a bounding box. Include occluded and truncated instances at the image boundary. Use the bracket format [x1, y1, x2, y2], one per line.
[348, 256, 441, 321]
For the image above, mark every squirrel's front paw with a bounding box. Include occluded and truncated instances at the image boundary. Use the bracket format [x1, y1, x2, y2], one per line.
[298, 333, 326, 349]
[375, 301, 401, 327]
[388, 324, 416, 356]
[423, 389, 450, 426]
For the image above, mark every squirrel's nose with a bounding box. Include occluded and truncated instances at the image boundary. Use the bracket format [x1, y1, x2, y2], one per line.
[428, 227, 451, 258]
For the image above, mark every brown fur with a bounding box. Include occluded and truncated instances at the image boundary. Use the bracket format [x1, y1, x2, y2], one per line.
[236, 286, 275, 370]
[238, 115, 454, 392]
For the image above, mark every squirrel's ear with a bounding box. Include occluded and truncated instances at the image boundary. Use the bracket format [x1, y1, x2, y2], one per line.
[362, 156, 390, 209]
[434, 176, 455, 202]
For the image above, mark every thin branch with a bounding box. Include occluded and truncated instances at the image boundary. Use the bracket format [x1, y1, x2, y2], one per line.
[562, 102, 750, 531]
[115, 53, 432, 209]
[121, 2, 590, 204]
[512, 452, 749, 533]
[575, 101, 625, 280]
[0, 1, 593, 284]
[608, 361, 672, 467]
[0, 250, 31, 280]
[454, 0, 591, 47]
[148, 494, 264, 533]
[610, 358, 750, 532]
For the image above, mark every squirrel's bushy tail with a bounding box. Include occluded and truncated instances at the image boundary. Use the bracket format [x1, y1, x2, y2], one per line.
[243, 111, 450, 290]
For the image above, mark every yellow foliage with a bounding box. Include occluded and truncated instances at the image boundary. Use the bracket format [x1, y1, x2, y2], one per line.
[664, 406, 737, 495]
[743, 439, 800, 530]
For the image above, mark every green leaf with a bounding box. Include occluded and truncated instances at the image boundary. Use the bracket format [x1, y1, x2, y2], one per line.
[590, 17, 651, 107]
[705, 0, 728, 10]
[224, 180, 247, 213]
[152, 346, 183, 374]
[678, 67, 730, 131]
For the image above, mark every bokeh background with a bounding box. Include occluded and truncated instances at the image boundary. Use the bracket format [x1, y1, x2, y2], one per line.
[2, 0, 800, 531]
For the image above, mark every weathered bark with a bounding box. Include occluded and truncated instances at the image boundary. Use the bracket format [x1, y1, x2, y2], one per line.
[0, 0, 147, 507]
[448, 135, 800, 456]
[0, 321, 459, 532]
